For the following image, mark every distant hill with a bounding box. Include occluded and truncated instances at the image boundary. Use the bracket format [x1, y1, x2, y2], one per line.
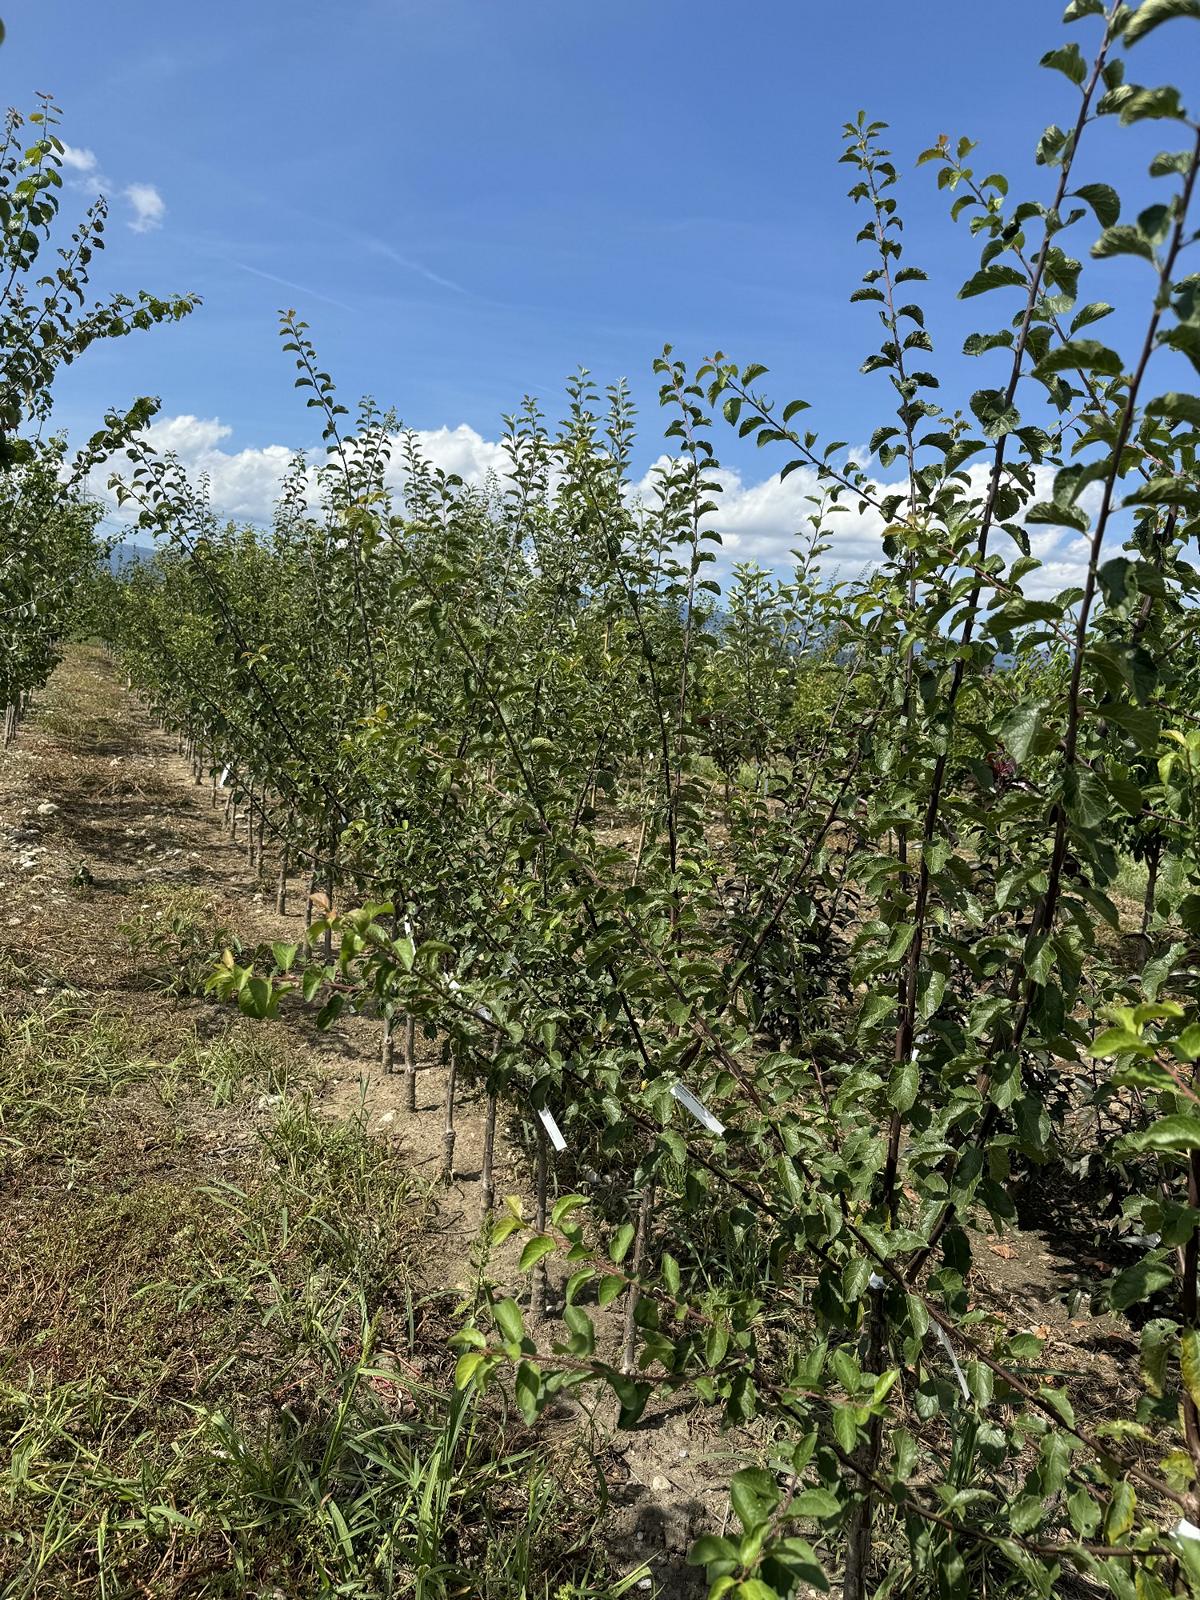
[103, 538, 155, 575]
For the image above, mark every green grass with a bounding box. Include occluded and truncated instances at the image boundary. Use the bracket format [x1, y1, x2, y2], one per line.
[119, 883, 240, 997]
[0, 1001, 157, 1174]
[0, 996, 644, 1599]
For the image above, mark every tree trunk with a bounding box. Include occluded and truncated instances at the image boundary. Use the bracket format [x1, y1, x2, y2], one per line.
[440, 1042, 457, 1185]
[403, 1015, 417, 1112]
[276, 847, 289, 915]
[322, 848, 334, 962]
[621, 1184, 654, 1373]
[530, 1122, 549, 1318]
[303, 864, 318, 958]
[481, 1090, 498, 1218]
[1142, 838, 1162, 938]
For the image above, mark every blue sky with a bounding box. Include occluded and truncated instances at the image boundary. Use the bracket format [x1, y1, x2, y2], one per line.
[7, 1, 1196, 577]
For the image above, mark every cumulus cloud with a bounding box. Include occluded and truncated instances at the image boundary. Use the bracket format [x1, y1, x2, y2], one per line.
[54, 138, 168, 231]
[124, 182, 165, 233]
[395, 423, 510, 485]
[94, 413, 1093, 598]
[59, 142, 98, 174]
[92, 416, 509, 528]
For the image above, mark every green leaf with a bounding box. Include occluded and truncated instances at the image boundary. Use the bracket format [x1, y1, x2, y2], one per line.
[1088, 1024, 1146, 1057]
[1064, 765, 1110, 829]
[514, 1360, 541, 1424]
[1128, 1115, 1200, 1153]
[454, 1351, 485, 1389]
[551, 1194, 588, 1227]
[492, 1298, 526, 1345]
[1146, 392, 1200, 428]
[887, 1057, 919, 1113]
[999, 703, 1041, 763]
[518, 1235, 556, 1272]
[730, 1467, 780, 1532]
[597, 1274, 626, 1306]
[833, 1403, 860, 1454]
[1105, 1479, 1136, 1542]
[688, 1534, 740, 1567]
[793, 1487, 841, 1518]
[1035, 339, 1124, 378]
[1073, 182, 1120, 227]
[661, 1251, 681, 1296]
[1182, 1330, 1200, 1409]
[1111, 1258, 1174, 1311]
[970, 388, 1020, 440]
[960, 265, 1027, 299]
[1093, 224, 1155, 261]
[608, 1371, 649, 1427]
[1124, 0, 1200, 46]
[1070, 300, 1114, 332]
[1103, 83, 1187, 123]
[610, 1222, 635, 1264]
[1041, 42, 1087, 83]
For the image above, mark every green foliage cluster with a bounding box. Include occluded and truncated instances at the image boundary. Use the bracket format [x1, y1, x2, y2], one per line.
[92, 3, 1200, 1595]
[0, 94, 196, 744]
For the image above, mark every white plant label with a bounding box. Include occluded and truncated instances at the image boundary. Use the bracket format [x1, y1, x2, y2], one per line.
[1175, 1518, 1200, 1543]
[671, 1082, 725, 1137]
[220, 766, 230, 786]
[537, 1106, 566, 1152]
[934, 1322, 971, 1402]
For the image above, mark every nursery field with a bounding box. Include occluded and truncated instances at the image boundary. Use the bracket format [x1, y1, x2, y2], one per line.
[6, 2, 1200, 1597]
[0, 646, 1172, 1600]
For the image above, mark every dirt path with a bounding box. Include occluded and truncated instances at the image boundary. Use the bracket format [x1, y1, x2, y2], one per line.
[0, 645, 524, 1275]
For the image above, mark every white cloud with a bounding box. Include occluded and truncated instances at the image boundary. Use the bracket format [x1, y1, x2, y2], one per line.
[92, 413, 1094, 598]
[124, 182, 165, 233]
[59, 143, 98, 174]
[91, 416, 510, 527]
[395, 423, 509, 485]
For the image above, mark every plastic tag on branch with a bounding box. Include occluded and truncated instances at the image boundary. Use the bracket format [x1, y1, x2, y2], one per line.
[220, 767, 230, 787]
[537, 1106, 566, 1152]
[671, 1082, 725, 1137]
[933, 1322, 970, 1402]
[1175, 1519, 1200, 1543]
[868, 1273, 886, 1291]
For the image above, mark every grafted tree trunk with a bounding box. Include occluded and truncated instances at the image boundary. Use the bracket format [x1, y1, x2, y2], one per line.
[480, 1089, 498, 1218]
[440, 1040, 457, 1185]
[403, 1015, 417, 1112]
[530, 1121, 549, 1318]
[621, 1183, 654, 1373]
[245, 782, 256, 867]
